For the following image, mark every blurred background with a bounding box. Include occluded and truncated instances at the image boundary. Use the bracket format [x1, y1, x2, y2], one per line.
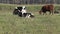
[0, 0, 60, 4]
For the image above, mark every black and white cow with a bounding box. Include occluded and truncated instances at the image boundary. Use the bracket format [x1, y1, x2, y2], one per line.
[13, 6, 26, 17]
[13, 6, 34, 18]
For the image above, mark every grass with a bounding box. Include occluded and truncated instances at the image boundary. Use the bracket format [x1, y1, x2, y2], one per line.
[0, 4, 60, 34]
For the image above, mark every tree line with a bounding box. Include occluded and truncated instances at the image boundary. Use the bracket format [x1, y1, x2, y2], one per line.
[0, 0, 60, 4]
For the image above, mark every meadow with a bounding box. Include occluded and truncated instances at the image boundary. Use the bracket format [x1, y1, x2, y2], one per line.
[0, 4, 60, 34]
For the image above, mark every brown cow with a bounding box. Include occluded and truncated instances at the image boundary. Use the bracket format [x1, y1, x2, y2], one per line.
[39, 4, 54, 15]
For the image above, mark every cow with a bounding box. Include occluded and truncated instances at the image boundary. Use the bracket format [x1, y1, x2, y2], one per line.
[39, 4, 54, 15]
[13, 6, 27, 17]
[13, 6, 34, 18]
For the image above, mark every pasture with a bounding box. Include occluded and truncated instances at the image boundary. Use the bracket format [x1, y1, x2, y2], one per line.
[0, 4, 60, 34]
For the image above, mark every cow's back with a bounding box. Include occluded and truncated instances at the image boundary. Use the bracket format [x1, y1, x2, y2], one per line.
[42, 4, 54, 11]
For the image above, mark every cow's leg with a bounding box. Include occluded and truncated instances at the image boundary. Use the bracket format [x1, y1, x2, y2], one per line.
[52, 10, 54, 15]
[43, 11, 46, 15]
[49, 11, 51, 15]
[50, 10, 54, 15]
[43, 12, 44, 15]
[43, 12, 45, 15]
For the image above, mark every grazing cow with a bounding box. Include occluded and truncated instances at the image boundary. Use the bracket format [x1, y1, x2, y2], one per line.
[39, 4, 54, 15]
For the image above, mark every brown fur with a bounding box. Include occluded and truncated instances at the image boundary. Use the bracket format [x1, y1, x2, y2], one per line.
[39, 4, 54, 15]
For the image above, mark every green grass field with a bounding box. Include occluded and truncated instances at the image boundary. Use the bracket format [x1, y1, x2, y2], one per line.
[0, 4, 60, 34]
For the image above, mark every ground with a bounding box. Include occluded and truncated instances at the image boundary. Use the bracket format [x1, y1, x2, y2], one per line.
[0, 4, 60, 34]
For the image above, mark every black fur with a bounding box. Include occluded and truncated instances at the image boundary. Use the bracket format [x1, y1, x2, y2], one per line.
[13, 9, 19, 15]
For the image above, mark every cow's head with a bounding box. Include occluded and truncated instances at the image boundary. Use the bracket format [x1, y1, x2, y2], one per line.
[39, 10, 42, 14]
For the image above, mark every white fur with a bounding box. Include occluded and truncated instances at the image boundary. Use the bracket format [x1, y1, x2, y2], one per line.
[31, 13, 34, 15]
[26, 15, 30, 18]
[22, 9, 26, 14]
[21, 6, 27, 14]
